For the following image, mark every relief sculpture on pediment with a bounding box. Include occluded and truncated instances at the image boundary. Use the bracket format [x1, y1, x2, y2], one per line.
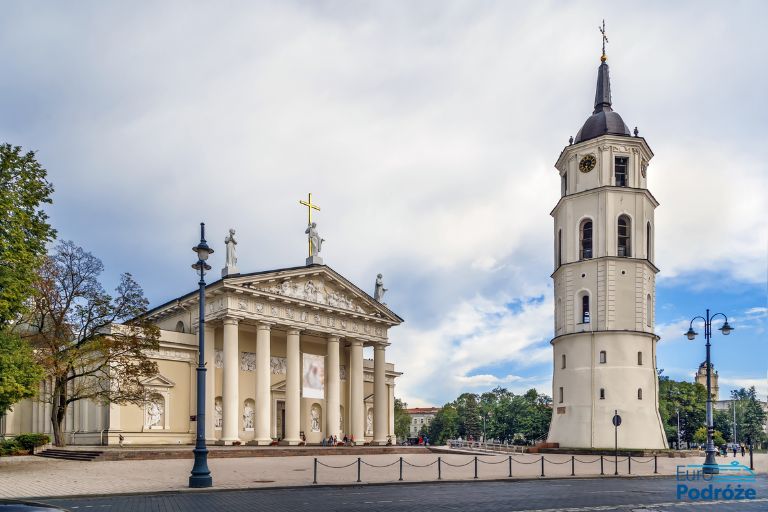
[256, 278, 368, 314]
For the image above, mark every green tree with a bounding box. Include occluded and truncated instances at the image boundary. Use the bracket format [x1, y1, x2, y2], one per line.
[454, 393, 482, 439]
[428, 404, 459, 445]
[713, 409, 732, 442]
[692, 426, 725, 447]
[19, 241, 160, 446]
[0, 330, 44, 413]
[393, 398, 411, 442]
[733, 387, 768, 447]
[0, 144, 56, 326]
[658, 377, 707, 445]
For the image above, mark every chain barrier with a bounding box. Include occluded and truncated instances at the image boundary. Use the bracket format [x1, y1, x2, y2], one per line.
[312, 453, 662, 484]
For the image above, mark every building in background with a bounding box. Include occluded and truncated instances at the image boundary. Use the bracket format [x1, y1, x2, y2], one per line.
[406, 407, 440, 438]
[694, 361, 720, 401]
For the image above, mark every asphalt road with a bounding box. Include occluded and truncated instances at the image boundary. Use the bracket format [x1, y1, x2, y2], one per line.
[41, 475, 768, 511]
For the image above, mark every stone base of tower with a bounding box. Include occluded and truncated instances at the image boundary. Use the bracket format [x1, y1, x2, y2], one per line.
[546, 331, 668, 450]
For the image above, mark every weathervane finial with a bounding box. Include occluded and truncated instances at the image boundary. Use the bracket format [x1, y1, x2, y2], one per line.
[599, 19, 608, 62]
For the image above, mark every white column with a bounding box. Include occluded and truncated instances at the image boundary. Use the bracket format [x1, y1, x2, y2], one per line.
[32, 385, 39, 433]
[254, 323, 272, 445]
[373, 344, 388, 445]
[204, 323, 216, 442]
[326, 336, 341, 440]
[349, 340, 364, 445]
[43, 378, 51, 434]
[221, 317, 240, 444]
[388, 384, 395, 439]
[283, 329, 301, 445]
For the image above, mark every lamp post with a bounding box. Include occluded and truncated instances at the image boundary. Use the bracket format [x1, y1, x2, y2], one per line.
[189, 222, 214, 488]
[685, 309, 733, 474]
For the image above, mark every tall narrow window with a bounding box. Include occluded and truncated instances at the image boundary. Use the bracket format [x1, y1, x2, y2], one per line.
[582, 294, 590, 324]
[561, 354, 567, 369]
[580, 220, 593, 260]
[637, 351, 643, 365]
[637, 388, 643, 400]
[615, 156, 628, 187]
[559, 387, 564, 403]
[599, 350, 607, 364]
[557, 229, 562, 266]
[646, 222, 652, 261]
[599, 388, 605, 400]
[561, 172, 567, 196]
[646, 294, 652, 327]
[618, 215, 631, 257]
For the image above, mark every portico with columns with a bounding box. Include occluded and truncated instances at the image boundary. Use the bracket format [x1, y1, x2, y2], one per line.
[136, 264, 402, 446]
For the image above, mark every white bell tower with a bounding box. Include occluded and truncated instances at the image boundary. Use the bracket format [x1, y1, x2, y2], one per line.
[546, 48, 668, 449]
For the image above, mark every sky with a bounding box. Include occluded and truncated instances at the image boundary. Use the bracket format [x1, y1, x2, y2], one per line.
[1, 1, 766, 407]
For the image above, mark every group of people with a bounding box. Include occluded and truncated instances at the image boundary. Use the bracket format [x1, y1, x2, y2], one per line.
[321, 434, 353, 446]
[719, 443, 747, 457]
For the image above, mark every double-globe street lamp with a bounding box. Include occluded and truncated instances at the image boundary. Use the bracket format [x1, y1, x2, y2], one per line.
[189, 223, 214, 488]
[685, 309, 733, 474]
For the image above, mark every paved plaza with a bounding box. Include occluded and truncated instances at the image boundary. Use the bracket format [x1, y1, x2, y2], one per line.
[0, 451, 764, 499]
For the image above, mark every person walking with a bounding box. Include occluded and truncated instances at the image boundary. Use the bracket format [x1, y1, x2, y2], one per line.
[741, 444, 746, 457]
[733, 444, 738, 458]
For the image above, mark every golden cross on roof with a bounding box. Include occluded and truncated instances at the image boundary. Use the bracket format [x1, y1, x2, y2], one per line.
[299, 193, 321, 257]
[599, 19, 609, 62]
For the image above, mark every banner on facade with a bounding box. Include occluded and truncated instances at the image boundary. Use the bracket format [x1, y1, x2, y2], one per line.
[302, 353, 325, 399]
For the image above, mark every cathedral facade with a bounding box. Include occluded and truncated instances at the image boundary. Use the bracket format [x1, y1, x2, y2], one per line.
[546, 54, 668, 449]
[1, 263, 402, 446]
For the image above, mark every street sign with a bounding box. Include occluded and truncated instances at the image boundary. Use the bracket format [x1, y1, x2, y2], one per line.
[612, 414, 622, 427]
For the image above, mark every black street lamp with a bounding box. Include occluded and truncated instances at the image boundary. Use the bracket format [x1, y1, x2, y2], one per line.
[685, 309, 733, 474]
[189, 222, 213, 488]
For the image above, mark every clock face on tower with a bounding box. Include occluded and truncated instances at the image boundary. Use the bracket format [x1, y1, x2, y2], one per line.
[579, 154, 596, 173]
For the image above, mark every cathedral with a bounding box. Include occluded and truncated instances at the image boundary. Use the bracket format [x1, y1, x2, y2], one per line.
[0, 224, 403, 446]
[545, 48, 668, 449]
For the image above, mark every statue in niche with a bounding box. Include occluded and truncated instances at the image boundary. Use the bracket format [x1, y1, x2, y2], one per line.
[243, 401, 255, 430]
[146, 395, 164, 428]
[366, 408, 373, 434]
[305, 222, 324, 256]
[214, 398, 223, 428]
[310, 405, 321, 432]
[374, 274, 388, 302]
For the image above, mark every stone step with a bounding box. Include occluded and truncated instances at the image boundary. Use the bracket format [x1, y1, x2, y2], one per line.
[37, 449, 103, 461]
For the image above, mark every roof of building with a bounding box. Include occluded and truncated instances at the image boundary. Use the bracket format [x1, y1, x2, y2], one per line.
[406, 407, 440, 414]
[573, 60, 632, 144]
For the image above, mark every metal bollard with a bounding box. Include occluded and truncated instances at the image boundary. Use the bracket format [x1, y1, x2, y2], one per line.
[438, 457, 442, 480]
[474, 456, 478, 479]
[508, 455, 512, 478]
[600, 455, 604, 475]
[399, 457, 403, 481]
[571, 455, 575, 476]
[357, 457, 361, 483]
[540, 456, 545, 477]
[654, 454, 658, 474]
[313, 457, 317, 484]
[628, 456, 631, 475]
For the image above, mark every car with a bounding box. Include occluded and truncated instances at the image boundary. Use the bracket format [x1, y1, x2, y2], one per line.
[0, 500, 70, 511]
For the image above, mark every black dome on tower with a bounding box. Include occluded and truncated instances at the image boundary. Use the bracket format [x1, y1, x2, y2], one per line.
[573, 60, 631, 144]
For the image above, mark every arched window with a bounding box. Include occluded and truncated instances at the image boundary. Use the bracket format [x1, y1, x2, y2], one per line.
[646, 222, 652, 261]
[615, 156, 628, 187]
[581, 294, 591, 324]
[580, 220, 593, 260]
[599, 350, 607, 364]
[637, 351, 643, 365]
[557, 229, 562, 267]
[646, 294, 652, 327]
[599, 388, 605, 400]
[618, 215, 631, 257]
[561, 354, 567, 369]
[175, 320, 185, 333]
[637, 388, 643, 400]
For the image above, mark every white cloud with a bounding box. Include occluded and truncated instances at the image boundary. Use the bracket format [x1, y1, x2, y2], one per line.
[718, 377, 768, 399]
[389, 291, 554, 406]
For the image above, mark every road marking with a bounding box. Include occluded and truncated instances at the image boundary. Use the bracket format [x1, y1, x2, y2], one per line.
[514, 497, 768, 511]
